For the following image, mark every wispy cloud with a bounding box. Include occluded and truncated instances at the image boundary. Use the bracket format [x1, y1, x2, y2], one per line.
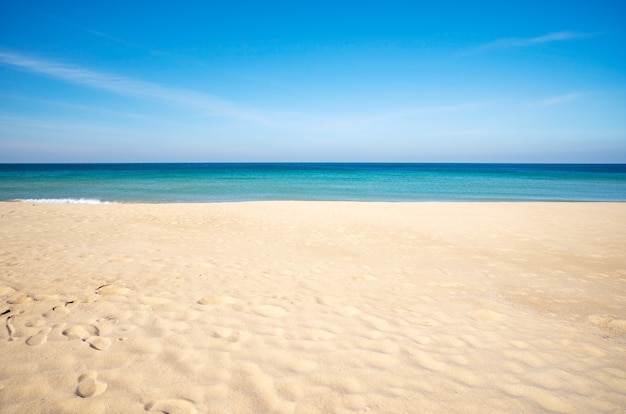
[259, 101, 485, 134]
[0, 49, 265, 122]
[465, 31, 600, 54]
[536, 92, 583, 106]
[0, 49, 486, 136]
[83, 27, 167, 55]
[84, 28, 132, 45]
[23, 7, 165, 55]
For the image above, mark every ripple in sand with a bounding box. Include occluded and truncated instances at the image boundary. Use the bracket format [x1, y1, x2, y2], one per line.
[454, 368, 484, 386]
[502, 350, 546, 369]
[293, 328, 335, 341]
[275, 378, 305, 400]
[350, 274, 378, 281]
[255, 304, 287, 318]
[409, 350, 449, 372]
[336, 305, 360, 316]
[359, 314, 391, 331]
[500, 383, 575, 413]
[469, 309, 507, 321]
[363, 338, 400, 354]
[608, 319, 626, 331]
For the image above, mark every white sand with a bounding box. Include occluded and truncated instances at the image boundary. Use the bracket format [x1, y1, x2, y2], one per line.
[0, 201, 625, 413]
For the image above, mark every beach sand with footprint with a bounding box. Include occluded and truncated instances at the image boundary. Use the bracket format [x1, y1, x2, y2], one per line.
[1, 201, 625, 413]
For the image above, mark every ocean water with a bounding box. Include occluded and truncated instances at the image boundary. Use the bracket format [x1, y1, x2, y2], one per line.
[0, 163, 625, 203]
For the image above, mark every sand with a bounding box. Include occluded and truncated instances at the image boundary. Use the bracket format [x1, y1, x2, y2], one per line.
[0, 201, 625, 413]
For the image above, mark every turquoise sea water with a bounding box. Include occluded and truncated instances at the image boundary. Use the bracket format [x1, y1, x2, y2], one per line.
[0, 163, 625, 203]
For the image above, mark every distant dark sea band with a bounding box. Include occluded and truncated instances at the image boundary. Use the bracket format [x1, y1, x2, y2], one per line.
[1, 163, 625, 203]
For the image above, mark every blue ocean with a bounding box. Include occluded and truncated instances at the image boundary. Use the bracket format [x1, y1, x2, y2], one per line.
[0, 163, 625, 203]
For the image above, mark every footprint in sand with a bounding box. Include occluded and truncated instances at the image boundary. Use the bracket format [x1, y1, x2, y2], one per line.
[197, 295, 237, 305]
[146, 399, 198, 414]
[95, 284, 131, 296]
[26, 328, 50, 346]
[86, 336, 111, 351]
[33, 293, 60, 301]
[76, 371, 107, 398]
[48, 323, 67, 341]
[63, 325, 91, 340]
[5, 312, 23, 341]
[63, 325, 111, 351]
[0, 286, 16, 296]
[7, 294, 33, 304]
[43, 303, 70, 320]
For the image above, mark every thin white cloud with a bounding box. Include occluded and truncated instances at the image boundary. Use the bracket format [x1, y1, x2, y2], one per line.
[466, 31, 599, 54]
[83, 27, 167, 56]
[263, 102, 486, 133]
[0, 50, 505, 137]
[0, 49, 265, 122]
[0, 50, 486, 136]
[82, 28, 145, 49]
[537, 92, 583, 106]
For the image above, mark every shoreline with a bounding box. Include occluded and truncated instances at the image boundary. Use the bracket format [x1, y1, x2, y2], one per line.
[7, 199, 626, 204]
[1, 201, 625, 412]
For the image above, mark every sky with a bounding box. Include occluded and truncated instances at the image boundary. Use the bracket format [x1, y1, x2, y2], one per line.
[0, 0, 625, 163]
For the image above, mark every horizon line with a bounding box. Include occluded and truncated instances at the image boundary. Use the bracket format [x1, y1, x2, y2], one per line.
[1, 161, 624, 165]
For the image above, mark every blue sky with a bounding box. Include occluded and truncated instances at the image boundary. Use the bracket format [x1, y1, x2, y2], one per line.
[1, 0, 625, 162]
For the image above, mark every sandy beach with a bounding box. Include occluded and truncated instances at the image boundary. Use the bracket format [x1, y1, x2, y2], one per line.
[0, 201, 625, 413]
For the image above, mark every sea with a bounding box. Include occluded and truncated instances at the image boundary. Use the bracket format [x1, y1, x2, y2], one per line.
[0, 163, 625, 203]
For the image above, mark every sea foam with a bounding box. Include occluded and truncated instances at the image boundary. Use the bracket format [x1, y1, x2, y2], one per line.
[16, 198, 113, 204]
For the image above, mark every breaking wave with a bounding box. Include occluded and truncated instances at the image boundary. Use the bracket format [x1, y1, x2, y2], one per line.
[16, 198, 114, 204]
